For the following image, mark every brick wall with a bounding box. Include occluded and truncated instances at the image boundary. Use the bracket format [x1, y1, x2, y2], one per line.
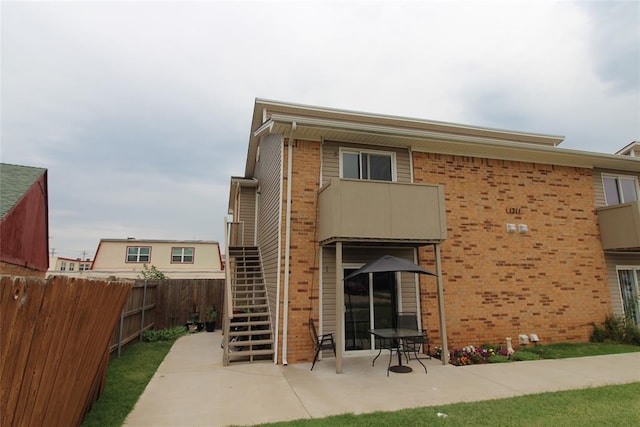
[281, 139, 322, 363]
[414, 153, 610, 350]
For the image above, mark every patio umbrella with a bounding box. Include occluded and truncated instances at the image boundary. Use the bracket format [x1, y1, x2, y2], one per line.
[343, 255, 436, 281]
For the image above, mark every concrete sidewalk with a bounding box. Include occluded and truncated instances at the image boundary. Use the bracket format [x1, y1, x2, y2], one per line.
[124, 331, 640, 427]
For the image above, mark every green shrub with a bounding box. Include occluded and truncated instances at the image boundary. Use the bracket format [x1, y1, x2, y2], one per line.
[510, 350, 539, 361]
[590, 315, 640, 345]
[142, 326, 186, 342]
[488, 354, 510, 363]
[623, 321, 640, 345]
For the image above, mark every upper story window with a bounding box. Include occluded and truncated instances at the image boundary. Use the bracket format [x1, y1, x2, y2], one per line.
[127, 246, 151, 263]
[69, 263, 75, 271]
[341, 149, 395, 181]
[79, 263, 90, 271]
[60, 261, 66, 271]
[603, 175, 639, 206]
[172, 247, 194, 263]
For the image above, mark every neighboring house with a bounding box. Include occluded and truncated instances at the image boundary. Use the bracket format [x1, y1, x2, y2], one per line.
[47, 256, 93, 277]
[0, 163, 49, 277]
[224, 99, 640, 369]
[89, 239, 224, 279]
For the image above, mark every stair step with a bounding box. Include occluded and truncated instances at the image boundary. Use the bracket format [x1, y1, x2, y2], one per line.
[228, 349, 274, 359]
[228, 320, 271, 327]
[231, 311, 269, 318]
[232, 289, 265, 294]
[228, 329, 272, 337]
[233, 296, 268, 302]
[227, 338, 274, 347]
[232, 304, 268, 310]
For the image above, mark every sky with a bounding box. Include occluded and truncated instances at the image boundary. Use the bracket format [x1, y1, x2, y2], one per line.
[1, 0, 639, 260]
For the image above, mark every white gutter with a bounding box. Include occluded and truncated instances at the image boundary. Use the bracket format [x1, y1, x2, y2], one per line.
[260, 115, 640, 171]
[282, 121, 296, 365]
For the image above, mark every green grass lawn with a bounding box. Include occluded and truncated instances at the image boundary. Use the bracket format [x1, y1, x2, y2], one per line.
[81, 340, 177, 427]
[258, 382, 640, 426]
[520, 342, 640, 359]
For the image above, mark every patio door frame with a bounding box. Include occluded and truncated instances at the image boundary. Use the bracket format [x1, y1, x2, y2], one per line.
[342, 264, 402, 354]
[617, 266, 640, 327]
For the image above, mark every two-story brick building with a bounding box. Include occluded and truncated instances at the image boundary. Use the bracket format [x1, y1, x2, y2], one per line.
[224, 99, 639, 370]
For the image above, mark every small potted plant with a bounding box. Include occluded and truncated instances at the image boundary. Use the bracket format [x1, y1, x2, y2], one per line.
[205, 305, 217, 332]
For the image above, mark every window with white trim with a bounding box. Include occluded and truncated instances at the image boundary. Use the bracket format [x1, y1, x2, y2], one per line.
[172, 247, 194, 263]
[341, 149, 394, 181]
[79, 263, 90, 271]
[69, 263, 75, 271]
[60, 261, 66, 271]
[127, 246, 151, 263]
[603, 175, 638, 206]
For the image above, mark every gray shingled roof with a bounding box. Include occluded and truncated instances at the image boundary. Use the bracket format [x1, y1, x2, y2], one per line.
[0, 163, 47, 219]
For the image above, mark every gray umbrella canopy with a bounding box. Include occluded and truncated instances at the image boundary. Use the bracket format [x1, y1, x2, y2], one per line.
[343, 255, 436, 280]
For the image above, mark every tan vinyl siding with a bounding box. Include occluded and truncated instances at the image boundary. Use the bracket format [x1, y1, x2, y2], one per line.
[321, 246, 419, 335]
[593, 169, 606, 208]
[238, 186, 257, 246]
[254, 134, 283, 327]
[604, 253, 640, 318]
[321, 247, 336, 335]
[321, 141, 412, 187]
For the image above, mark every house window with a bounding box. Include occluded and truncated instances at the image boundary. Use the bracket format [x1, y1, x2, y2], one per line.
[603, 175, 638, 206]
[69, 263, 75, 271]
[617, 268, 640, 327]
[60, 261, 66, 271]
[172, 247, 194, 263]
[341, 150, 394, 181]
[127, 246, 151, 263]
[79, 263, 89, 271]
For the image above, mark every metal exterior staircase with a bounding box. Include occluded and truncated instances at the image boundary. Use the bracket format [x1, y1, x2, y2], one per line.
[223, 246, 274, 365]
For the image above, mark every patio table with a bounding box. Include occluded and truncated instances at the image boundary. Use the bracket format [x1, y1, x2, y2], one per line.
[368, 328, 428, 376]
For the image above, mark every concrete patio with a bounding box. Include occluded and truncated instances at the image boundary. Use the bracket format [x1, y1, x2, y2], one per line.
[124, 331, 640, 427]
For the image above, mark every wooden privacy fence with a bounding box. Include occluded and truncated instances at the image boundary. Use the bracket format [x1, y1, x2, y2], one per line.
[154, 279, 225, 329]
[109, 279, 225, 355]
[110, 280, 157, 357]
[0, 275, 132, 427]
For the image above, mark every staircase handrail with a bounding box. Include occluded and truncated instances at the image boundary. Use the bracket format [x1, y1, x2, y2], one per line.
[224, 218, 233, 321]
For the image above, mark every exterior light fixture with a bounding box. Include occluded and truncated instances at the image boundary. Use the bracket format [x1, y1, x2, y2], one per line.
[518, 224, 528, 233]
[506, 224, 516, 233]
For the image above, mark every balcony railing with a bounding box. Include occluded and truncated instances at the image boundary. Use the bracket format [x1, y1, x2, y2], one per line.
[597, 201, 640, 251]
[318, 178, 447, 244]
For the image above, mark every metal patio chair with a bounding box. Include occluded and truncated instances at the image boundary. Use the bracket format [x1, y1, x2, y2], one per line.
[396, 312, 431, 363]
[310, 320, 336, 370]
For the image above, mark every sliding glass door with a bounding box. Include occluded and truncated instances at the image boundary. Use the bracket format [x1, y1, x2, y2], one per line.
[344, 269, 397, 352]
[618, 268, 640, 327]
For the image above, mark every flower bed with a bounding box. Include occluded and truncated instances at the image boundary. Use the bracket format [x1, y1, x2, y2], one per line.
[449, 344, 511, 366]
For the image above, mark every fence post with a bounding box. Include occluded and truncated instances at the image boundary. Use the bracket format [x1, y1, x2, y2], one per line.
[117, 310, 124, 358]
[140, 280, 148, 342]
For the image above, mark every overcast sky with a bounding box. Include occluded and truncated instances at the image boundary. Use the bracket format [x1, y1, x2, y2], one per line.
[2, 0, 638, 260]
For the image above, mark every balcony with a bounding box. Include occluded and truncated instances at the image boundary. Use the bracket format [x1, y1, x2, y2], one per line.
[318, 178, 447, 245]
[597, 201, 640, 251]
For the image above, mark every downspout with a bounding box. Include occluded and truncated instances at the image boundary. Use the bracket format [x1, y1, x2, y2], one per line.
[282, 121, 296, 365]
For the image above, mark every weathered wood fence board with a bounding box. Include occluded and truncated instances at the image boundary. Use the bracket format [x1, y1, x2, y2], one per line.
[1, 276, 224, 426]
[110, 281, 157, 356]
[154, 279, 224, 329]
[0, 275, 131, 427]
[109, 279, 224, 354]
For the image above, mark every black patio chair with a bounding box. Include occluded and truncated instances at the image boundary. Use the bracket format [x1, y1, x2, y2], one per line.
[310, 320, 336, 370]
[396, 312, 431, 363]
